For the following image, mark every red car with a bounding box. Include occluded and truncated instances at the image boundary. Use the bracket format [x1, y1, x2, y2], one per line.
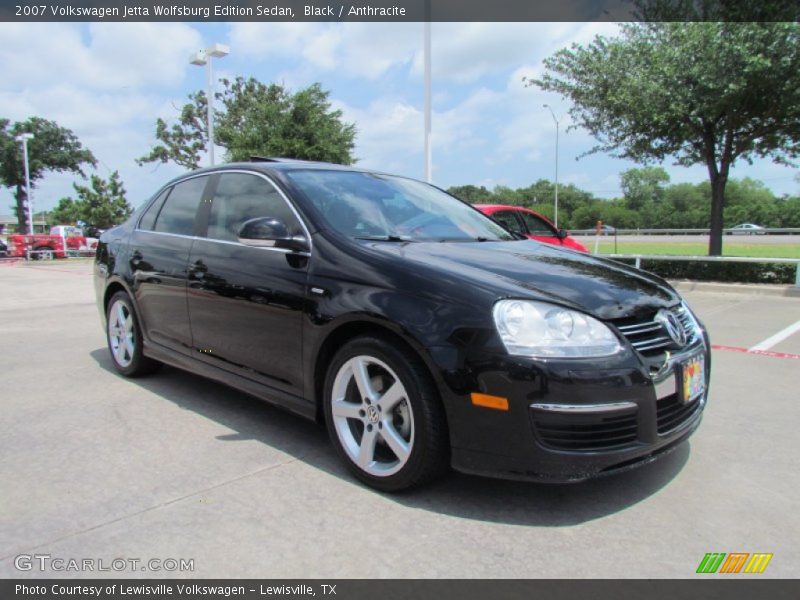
[475, 204, 588, 253]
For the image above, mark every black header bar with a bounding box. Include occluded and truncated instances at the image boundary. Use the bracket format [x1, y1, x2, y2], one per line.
[2, 0, 799, 23]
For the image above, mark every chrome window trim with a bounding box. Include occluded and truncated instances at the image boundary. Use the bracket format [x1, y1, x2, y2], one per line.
[134, 168, 313, 257]
[133, 229, 311, 258]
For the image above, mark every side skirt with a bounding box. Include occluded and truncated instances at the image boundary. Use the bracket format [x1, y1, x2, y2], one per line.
[143, 341, 317, 421]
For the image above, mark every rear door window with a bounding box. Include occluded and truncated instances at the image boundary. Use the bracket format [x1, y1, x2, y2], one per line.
[153, 176, 208, 236]
[138, 188, 171, 231]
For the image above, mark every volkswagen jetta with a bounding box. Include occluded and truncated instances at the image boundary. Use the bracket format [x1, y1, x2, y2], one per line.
[94, 159, 710, 491]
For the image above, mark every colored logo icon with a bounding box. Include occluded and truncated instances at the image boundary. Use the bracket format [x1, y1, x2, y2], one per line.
[696, 553, 773, 574]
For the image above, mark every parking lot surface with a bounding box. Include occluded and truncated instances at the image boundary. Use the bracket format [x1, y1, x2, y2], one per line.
[1, 260, 798, 578]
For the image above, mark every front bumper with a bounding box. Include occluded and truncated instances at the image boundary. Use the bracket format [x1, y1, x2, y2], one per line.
[435, 337, 710, 482]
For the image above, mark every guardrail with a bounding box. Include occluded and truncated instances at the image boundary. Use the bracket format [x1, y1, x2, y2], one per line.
[20, 249, 95, 260]
[571, 227, 800, 236]
[605, 253, 800, 287]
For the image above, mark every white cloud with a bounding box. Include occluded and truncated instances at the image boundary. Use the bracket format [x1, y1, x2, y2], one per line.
[0, 22, 202, 92]
[0, 22, 204, 213]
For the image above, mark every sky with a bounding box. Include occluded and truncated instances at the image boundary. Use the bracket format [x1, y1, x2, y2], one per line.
[1, 21, 798, 216]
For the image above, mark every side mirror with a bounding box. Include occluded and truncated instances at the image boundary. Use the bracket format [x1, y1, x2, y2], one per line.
[238, 217, 309, 253]
[556, 228, 569, 240]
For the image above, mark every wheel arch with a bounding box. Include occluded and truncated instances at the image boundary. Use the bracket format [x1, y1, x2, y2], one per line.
[103, 280, 132, 314]
[311, 318, 444, 425]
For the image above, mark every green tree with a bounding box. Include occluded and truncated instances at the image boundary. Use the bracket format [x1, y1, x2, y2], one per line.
[529, 21, 800, 254]
[138, 78, 357, 169]
[775, 196, 800, 227]
[0, 117, 96, 233]
[571, 200, 640, 229]
[620, 167, 670, 211]
[50, 171, 132, 231]
[447, 184, 494, 203]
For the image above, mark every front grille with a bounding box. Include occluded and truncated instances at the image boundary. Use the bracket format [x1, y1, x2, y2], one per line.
[531, 408, 639, 451]
[614, 305, 698, 356]
[656, 393, 702, 434]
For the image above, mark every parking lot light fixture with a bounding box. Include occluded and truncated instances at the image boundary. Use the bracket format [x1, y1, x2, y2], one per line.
[543, 104, 560, 229]
[15, 133, 34, 234]
[189, 43, 230, 167]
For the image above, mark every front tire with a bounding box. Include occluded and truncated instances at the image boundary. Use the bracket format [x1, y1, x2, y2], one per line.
[323, 336, 449, 492]
[106, 291, 161, 377]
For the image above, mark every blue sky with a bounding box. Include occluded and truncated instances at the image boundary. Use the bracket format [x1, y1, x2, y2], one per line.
[1, 21, 797, 215]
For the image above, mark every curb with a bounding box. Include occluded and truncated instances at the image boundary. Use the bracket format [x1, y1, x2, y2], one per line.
[669, 279, 800, 298]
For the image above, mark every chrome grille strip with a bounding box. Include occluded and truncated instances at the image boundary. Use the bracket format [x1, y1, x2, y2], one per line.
[615, 306, 698, 355]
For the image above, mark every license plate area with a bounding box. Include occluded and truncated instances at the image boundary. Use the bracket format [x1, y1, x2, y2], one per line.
[681, 354, 706, 404]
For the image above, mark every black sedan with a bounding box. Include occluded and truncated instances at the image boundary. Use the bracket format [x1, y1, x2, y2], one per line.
[94, 159, 710, 491]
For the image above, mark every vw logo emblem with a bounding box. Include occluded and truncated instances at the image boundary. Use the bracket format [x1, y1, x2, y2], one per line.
[366, 405, 380, 424]
[655, 309, 687, 347]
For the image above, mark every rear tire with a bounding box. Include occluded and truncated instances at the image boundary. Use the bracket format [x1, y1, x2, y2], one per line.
[323, 335, 449, 492]
[32, 246, 53, 260]
[106, 291, 161, 377]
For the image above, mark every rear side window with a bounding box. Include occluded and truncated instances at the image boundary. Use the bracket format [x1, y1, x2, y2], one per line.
[493, 211, 524, 235]
[138, 188, 170, 231]
[154, 176, 207, 236]
[207, 173, 302, 242]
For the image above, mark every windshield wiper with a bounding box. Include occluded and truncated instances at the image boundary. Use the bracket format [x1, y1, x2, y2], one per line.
[354, 235, 415, 242]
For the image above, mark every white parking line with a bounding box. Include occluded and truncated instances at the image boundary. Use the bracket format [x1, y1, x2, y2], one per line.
[749, 319, 800, 352]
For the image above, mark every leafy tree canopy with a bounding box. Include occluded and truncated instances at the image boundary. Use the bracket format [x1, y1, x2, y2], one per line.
[528, 21, 800, 254]
[138, 78, 357, 170]
[0, 117, 96, 233]
[49, 171, 132, 232]
[448, 175, 800, 230]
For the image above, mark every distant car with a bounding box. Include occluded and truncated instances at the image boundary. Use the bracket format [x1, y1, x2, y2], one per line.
[475, 204, 589, 252]
[729, 223, 766, 235]
[599, 224, 617, 235]
[0, 238, 7, 257]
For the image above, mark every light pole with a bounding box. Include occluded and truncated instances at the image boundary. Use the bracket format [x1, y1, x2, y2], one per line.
[190, 43, 230, 167]
[15, 133, 34, 234]
[543, 104, 560, 229]
[423, 6, 432, 183]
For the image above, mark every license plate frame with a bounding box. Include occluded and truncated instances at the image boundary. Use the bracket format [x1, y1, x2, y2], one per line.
[680, 353, 706, 404]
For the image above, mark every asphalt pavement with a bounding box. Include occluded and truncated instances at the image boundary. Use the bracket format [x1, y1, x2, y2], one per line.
[1, 259, 798, 578]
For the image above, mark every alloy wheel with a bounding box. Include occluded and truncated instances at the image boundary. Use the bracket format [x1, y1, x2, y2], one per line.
[330, 355, 414, 477]
[108, 299, 135, 368]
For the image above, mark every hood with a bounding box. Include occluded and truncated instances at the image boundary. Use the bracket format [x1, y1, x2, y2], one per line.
[366, 239, 680, 321]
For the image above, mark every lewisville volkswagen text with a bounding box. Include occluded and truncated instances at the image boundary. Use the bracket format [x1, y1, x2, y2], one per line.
[94, 159, 710, 491]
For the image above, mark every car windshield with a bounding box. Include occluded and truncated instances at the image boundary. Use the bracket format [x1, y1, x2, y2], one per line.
[286, 169, 516, 242]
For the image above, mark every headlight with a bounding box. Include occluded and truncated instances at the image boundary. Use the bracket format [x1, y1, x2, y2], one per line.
[493, 299, 622, 358]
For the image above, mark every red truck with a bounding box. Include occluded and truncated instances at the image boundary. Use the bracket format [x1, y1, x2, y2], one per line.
[6, 225, 96, 259]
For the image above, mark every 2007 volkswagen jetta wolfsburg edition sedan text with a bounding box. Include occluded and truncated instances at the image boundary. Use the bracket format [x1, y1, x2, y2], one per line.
[94, 159, 710, 491]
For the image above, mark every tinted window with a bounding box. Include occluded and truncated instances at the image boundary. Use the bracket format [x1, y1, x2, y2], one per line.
[520, 212, 556, 236]
[492, 211, 524, 234]
[154, 177, 207, 236]
[207, 173, 302, 242]
[286, 170, 514, 242]
[138, 188, 170, 231]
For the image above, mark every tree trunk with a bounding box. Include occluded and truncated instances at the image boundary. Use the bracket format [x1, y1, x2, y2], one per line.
[708, 174, 726, 256]
[14, 184, 31, 234]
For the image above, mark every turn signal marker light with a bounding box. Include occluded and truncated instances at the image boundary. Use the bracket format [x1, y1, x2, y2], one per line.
[470, 393, 509, 411]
